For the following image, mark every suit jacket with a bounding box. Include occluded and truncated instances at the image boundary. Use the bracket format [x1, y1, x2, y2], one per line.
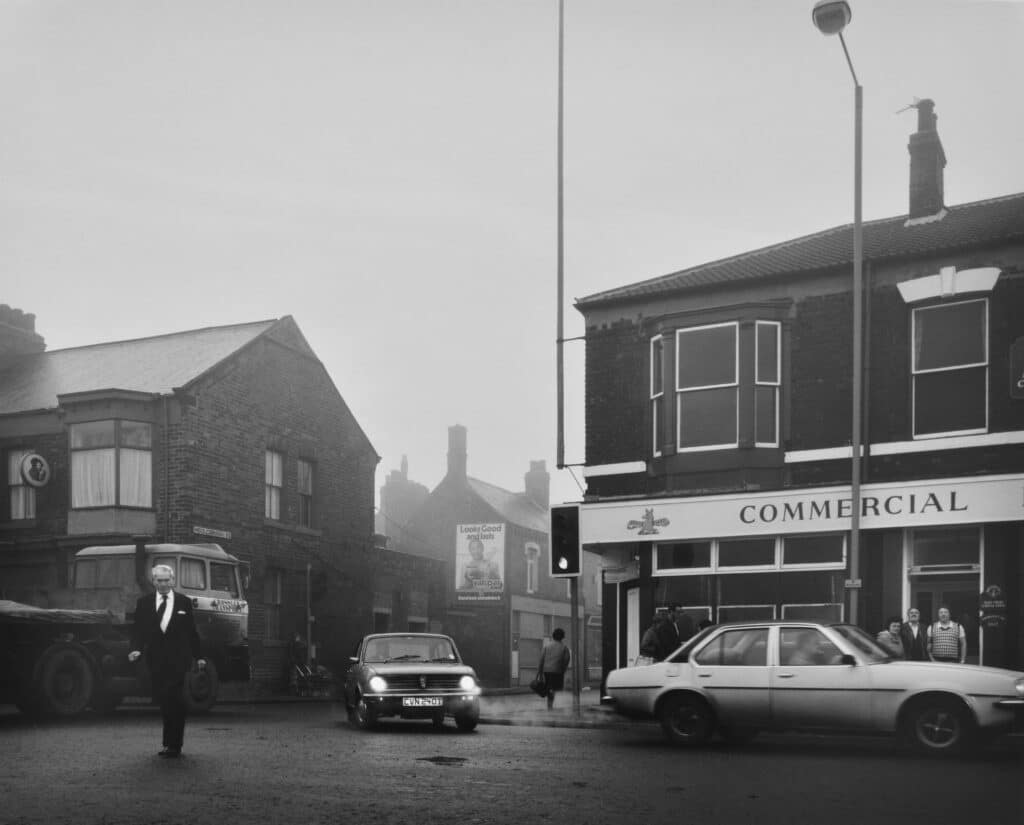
[130, 591, 201, 684]
[899, 622, 929, 661]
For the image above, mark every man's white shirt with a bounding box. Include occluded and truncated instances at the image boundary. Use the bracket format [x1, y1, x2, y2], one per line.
[157, 590, 174, 633]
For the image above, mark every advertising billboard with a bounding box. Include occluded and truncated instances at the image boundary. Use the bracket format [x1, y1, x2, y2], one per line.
[455, 523, 505, 602]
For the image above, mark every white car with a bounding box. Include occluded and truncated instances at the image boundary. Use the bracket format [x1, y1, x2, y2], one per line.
[604, 621, 1024, 754]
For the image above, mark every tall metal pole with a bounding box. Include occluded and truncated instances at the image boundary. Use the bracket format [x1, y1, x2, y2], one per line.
[840, 31, 863, 626]
[555, 0, 566, 470]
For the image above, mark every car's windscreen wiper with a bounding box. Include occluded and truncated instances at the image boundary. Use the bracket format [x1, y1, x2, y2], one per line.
[387, 654, 424, 662]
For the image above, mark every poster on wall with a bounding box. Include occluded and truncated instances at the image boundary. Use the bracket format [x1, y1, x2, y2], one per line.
[455, 523, 505, 602]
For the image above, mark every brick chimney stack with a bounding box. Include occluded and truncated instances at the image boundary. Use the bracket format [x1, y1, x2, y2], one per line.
[908, 99, 946, 220]
[446, 424, 467, 480]
[524, 460, 550, 508]
[0, 304, 45, 366]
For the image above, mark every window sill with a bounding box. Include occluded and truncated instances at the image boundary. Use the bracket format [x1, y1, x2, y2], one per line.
[262, 519, 323, 538]
[0, 519, 39, 532]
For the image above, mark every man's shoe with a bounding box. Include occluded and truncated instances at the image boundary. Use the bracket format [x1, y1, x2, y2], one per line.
[158, 747, 181, 758]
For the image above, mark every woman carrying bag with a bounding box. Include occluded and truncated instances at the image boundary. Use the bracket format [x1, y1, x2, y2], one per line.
[536, 628, 571, 710]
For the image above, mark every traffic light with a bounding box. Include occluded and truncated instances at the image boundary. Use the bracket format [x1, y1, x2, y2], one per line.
[549, 504, 581, 577]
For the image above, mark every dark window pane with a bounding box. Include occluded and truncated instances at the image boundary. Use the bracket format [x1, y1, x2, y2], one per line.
[755, 385, 777, 444]
[914, 367, 986, 434]
[679, 388, 737, 448]
[677, 325, 736, 388]
[718, 604, 775, 622]
[914, 300, 986, 370]
[912, 527, 979, 566]
[757, 323, 778, 382]
[783, 534, 844, 565]
[210, 562, 238, 596]
[719, 538, 775, 567]
[782, 603, 844, 622]
[656, 542, 711, 570]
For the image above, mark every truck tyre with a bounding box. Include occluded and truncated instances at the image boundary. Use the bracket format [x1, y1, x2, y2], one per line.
[183, 659, 219, 713]
[37, 643, 96, 716]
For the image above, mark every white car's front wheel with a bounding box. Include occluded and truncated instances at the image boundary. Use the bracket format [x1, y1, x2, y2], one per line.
[659, 695, 714, 746]
[906, 698, 973, 755]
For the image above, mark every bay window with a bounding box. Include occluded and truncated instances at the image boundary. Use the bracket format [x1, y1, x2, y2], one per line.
[650, 335, 664, 456]
[70, 420, 152, 509]
[912, 299, 987, 436]
[676, 323, 738, 450]
[755, 321, 780, 446]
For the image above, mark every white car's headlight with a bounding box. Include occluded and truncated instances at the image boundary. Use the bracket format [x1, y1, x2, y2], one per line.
[1014, 677, 1024, 697]
[368, 676, 387, 692]
[459, 675, 478, 692]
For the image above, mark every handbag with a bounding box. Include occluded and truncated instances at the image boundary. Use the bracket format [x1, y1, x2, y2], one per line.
[529, 672, 546, 696]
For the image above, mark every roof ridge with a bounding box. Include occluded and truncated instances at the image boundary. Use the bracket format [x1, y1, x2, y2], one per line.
[45, 318, 280, 354]
[578, 190, 1024, 306]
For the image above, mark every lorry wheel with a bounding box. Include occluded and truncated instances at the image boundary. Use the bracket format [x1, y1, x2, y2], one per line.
[38, 643, 96, 716]
[183, 660, 219, 713]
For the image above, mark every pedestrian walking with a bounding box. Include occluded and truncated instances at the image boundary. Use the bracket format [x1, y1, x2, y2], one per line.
[899, 607, 929, 661]
[128, 564, 206, 758]
[657, 604, 695, 659]
[537, 627, 571, 710]
[876, 616, 906, 658]
[927, 606, 967, 664]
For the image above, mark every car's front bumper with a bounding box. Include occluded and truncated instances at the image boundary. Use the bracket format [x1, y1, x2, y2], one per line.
[361, 693, 480, 719]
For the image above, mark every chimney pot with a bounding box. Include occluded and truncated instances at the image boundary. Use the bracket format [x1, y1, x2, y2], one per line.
[907, 98, 946, 220]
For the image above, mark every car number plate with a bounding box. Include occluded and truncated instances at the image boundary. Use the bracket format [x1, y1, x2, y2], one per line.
[403, 697, 442, 707]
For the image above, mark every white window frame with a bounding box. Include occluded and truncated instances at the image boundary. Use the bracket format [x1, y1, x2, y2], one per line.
[265, 450, 283, 520]
[69, 420, 153, 509]
[524, 542, 540, 594]
[675, 322, 739, 452]
[911, 298, 988, 439]
[755, 321, 781, 447]
[654, 534, 846, 576]
[650, 334, 664, 457]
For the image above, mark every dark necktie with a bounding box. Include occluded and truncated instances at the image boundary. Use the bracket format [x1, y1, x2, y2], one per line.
[156, 595, 168, 630]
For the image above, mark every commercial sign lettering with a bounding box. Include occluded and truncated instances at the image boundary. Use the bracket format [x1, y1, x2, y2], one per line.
[738, 491, 966, 525]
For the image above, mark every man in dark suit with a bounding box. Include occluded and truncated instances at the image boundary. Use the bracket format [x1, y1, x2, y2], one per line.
[656, 605, 695, 659]
[129, 564, 206, 758]
[899, 606, 929, 661]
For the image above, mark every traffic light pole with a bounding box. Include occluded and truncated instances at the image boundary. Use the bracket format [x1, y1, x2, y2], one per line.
[570, 575, 580, 718]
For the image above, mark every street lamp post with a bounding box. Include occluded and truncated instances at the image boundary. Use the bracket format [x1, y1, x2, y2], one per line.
[812, 0, 863, 626]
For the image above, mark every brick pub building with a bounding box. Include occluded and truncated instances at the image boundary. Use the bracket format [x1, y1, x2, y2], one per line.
[0, 313, 446, 686]
[576, 102, 1024, 677]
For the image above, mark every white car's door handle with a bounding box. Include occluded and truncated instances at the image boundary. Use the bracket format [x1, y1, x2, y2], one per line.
[776, 672, 795, 678]
[697, 673, 712, 678]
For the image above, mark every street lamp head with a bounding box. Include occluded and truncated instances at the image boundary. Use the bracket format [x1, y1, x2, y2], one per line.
[812, 0, 852, 35]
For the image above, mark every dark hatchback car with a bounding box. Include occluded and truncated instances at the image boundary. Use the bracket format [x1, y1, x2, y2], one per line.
[340, 633, 481, 731]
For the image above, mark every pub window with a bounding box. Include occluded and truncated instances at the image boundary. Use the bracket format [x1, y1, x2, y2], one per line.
[650, 335, 664, 457]
[782, 534, 845, 567]
[656, 541, 712, 572]
[912, 298, 987, 437]
[676, 323, 738, 450]
[718, 537, 776, 569]
[297, 458, 314, 527]
[264, 569, 283, 640]
[70, 420, 153, 509]
[7, 449, 37, 520]
[265, 450, 283, 520]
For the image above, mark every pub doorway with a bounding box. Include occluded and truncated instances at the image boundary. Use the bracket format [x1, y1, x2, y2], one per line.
[909, 574, 980, 665]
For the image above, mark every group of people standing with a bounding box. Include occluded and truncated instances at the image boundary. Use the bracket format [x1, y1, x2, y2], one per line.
[875, 606, 968, 664]
[639, 605, 698, 663]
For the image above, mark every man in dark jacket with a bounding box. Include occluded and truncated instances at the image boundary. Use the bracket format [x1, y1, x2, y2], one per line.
[656, 604, 694, 660]
[899, 607, 929, 661]
[129, 564, 206, 757]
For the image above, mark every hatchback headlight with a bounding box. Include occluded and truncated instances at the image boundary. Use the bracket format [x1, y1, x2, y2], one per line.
[368, 676, 387, 692]
[459, 675, 478, 692]
[1014, 678, 1024, 697]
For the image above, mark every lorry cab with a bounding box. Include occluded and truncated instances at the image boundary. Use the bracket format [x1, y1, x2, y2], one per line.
[73, 542, 251, 685]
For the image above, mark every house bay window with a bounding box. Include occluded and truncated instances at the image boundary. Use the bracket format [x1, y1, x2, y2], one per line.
[755, 321, 780, 446]
[676, 323, 738, 450]
[70, 420, 152, 509]
[912, 299, 987, 437]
